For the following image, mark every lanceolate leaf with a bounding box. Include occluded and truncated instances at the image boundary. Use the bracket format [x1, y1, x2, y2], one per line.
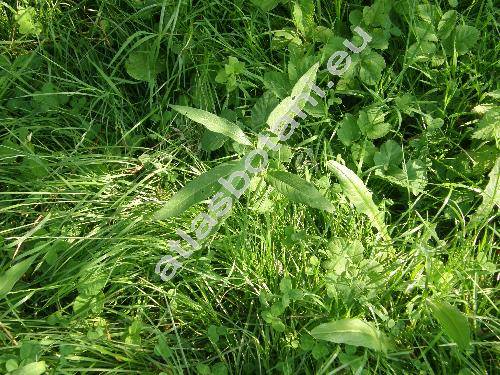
[470, 157, 500, 225]
[428, 300, 471, 350]
[266, 170, 334, 213]
[171, 105, 252, 146]
[310, 318, 390, 353]
[0, 255, 36, 299]
[267, 63, 319, 131]
[327, 160, 390, 241]
[290, 62, 319, 99]
[153, 159, 244, 220]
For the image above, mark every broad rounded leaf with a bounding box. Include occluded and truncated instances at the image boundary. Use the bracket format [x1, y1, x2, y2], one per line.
[337, 114, 360, 146]
[437, 10, 457, 40]
[11, 361, 46, 375]
[359, 51, 386, 86]
[428, 300, 471, 350]
[125, 50, 163, 81]
[454, 25, 479, 55]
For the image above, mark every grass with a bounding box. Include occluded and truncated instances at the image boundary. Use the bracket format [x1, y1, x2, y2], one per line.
[0, 0, 498, 374]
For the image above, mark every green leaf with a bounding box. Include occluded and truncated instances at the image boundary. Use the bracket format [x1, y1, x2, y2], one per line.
[263, 71, 290, 99]
[310, 318, 390, 352]
[374, 140, 403, 170]
[454, 25, 479, 55]
[250, 0, 279, 12]
[292, 0, 315, 35]
[415, 21, 438, 42]
[153, 159, 244, 220]
[267, 63, 319, 130]
[11, 361, 46, 375]
[337, 114, 360, 146]
[362, 0, 392, 29]
[327, 160, 390, 240]
[437, 10, 457, 40]
[0, 256, 36, 299]
[154, 335, 172, 361]
[359, 51, 386, 86]
[207, 324, 220, 342]
[15, 7, 42, 35]
[417, 4, 440, 24]
[266, 171, 334, 212]
[6, 359, 19, 372]
[201, 129, 227, 151]
[470, 157, 500, 225]
[171, 105, 251, 146]
[251, 91, 279, 130]
[279, 277, 292, 294]
[370, 28, 391, 50]
[125, 50, 163, 81]
[472, 107, 500, 142]
[357, 107, 391, 139]
[290, 62, 319, 99]
[428, 300, 471, 350]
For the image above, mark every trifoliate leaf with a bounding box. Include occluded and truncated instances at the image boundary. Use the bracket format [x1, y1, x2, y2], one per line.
[374, 140, 403, 170]
[454, 25, 479, 55]
[337, 114, 360, 146]
[362, 0, 392, 29]
[407, 41, 437, 61]
[417, 4, 440, 25]
[404, 159, 428, 195]
[437, 10, 457, 40]
[415, 21, 438, 42]
[370, 28, 390, 50]
[359, 50, 386, 86]
[357, 107, 391, 139]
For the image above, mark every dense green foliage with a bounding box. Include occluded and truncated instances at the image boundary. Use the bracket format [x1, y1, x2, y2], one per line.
[0, 0, 498, 373]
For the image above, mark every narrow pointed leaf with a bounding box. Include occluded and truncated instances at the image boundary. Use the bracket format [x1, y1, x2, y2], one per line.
[153, 159, 244, 220]
[310, 318, 390, 352]
[290, 62, 319, 99]
[267, 63, 319, 130]
[428, 300, 471, 350]
[171, 105, 251, 146]
[0, 255, 36, 299]
[327, 160, 390, 240]
[266, 170, 334, 212]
